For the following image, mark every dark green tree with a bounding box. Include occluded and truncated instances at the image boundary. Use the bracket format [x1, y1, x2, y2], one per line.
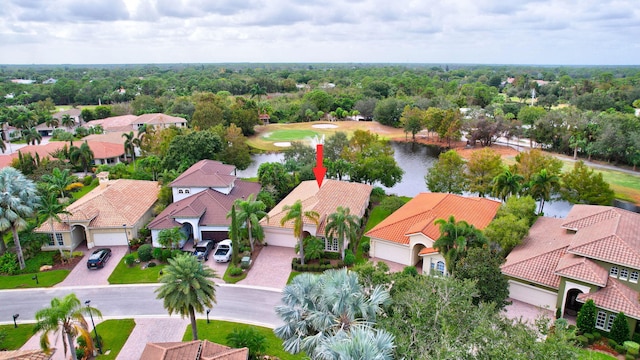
[162, 131, 222, 171]
[455, 246, 510, 309]
[610, 312, 629, 344]
[373, 98, 405, 127]
[560, 161, 614, 205]
[425, 150, 468, 194]
[433, 216, 487, 275]
[466, 147, 503, 197]
[576, 299, 596, 334]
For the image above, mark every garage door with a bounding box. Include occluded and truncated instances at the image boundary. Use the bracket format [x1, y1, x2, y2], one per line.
[371, 240, 408, 265]
[508, 280, 558, 309]
[93, 233, 128, 247]
[264, 228, 296, 248]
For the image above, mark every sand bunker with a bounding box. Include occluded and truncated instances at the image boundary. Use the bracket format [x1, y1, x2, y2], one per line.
[273, 142, 292, 147]
[312, 124, 338, 129]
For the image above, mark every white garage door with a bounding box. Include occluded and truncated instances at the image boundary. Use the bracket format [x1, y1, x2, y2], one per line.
[508, 280, 558, 309]
[371, 240, 408, 265]
[93, 233, 128, 247]
[264, 228, 296, 248]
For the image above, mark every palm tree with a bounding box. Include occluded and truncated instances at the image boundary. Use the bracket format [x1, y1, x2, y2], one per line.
[38, 192, 71, 261]
[315, 324, 395, 360]
[69, 141, 94, 176]
[491, 169, 524, 202]
[22, 127, 42, 145]
[45, 116, 59, 129]
[155, 253, 218, 340]
[34, 293, 100, 360]
[230, 194, 268, 253]
[249, 83, 267, 100]
[0, 167, 40, 269]
[40, 168, 77, 200]
[61, 114, 75, 130]
[122, 131, 135, 163]
[528, 168, 560, 214]
[324, 206, 360, 259]
[274, 268, 391, 356]
[279, 199, 319, 265]
[433, 216, 487, 275]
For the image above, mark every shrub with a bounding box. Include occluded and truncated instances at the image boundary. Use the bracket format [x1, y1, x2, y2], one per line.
[616, 345, 627, 355]
[624, 341, 640, 355]
[161, 249, 172, 262]
[361, 242, 370, 254]
[633, 333, 640, 344]
[379, 195, 406, 213]
[226, 327, 267, 360]
[593, 332, 602, 341]
[625, 354, 635, 360]
[147, 262, 156, 268]
[577, 299, 597, 334]
[123, 254, 136, 267]
[229, 266, 243, 276]
[584, 333, 595, 344]
[83, 175, 94, 186]
[138, 244, 153, 262]
[576, 335, 588, 347]
[611, 312, 630, 344]
[152, 247, 163, 260]
[609, 339, 619, 348]
[343, 249, 355, 266]
[323, 251, 341, 260]
[403, 266, 418, 277]
[0, 252, 19, 275]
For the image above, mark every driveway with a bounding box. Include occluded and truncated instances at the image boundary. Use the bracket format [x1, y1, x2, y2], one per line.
[503, 298, 554, 325]
[56, 246, 128, 287]
[241, 245, 295, 290]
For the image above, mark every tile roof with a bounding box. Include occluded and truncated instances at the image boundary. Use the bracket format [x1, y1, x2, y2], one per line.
[140, 340, 248, 360]
[86, 141, 125, 159]
[0, 349, 54, 360]
[262, 180, 372, 233]
[578, 278, 640, 320]
[563, 205, 640, 269]
[148, 180, 261, 230]
[171, 160, 237, 188]
[134, 113, 187, 126]
[502, 217, 572, 289]
[555, 254, 609, 287]
[0, 139, 124, 169]
[365, 193, 500, 245]
[84, 132, 139, 145]
[418, 247, 438, 255]
[35, 179, 159, 232]
[84, 115, 137, 132]
[53, 108, 81, 119]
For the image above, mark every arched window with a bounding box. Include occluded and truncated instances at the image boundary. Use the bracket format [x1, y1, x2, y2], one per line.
[178, 189, 184, 194]
[184, 189, 190, 194]
[436, 261, 445, 275]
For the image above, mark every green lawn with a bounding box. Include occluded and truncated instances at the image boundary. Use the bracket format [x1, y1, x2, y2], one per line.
[95, 319, 136, 360]
[261, 130, 318, 142]
[577, 348, 618, 359]
[0, 270, 69, 289]
[222, 263, 246, 284]
[0, 323, 37, 350]
[183, 320, 305, 360]
[108, 254, 165, 284]
[72, 182, 98, 200]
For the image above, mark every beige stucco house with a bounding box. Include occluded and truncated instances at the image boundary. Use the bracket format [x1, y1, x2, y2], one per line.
[366, 193, 501, 275]
[261, 179, 372, 252]
[35, 174, 160, 251]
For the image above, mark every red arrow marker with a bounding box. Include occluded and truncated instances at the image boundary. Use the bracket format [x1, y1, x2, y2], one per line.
[313, 144, 327, 188]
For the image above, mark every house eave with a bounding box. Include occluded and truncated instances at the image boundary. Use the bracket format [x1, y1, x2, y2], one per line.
[567, 249, 640, 271]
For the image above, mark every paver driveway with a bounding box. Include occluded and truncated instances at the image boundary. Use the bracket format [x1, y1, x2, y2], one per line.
[241, 245, 295, 290]
[56, 246, 128, 287]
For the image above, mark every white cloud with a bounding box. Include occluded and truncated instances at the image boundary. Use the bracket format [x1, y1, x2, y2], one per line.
[0, 0, 638, 64]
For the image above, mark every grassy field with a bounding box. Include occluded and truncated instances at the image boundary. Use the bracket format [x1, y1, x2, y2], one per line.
[261, 129, 319, 142]
[0, 270, 69, 289]
[71, 182, 98, 201]
[95, 319, 136, 360]
[0, 323, 37, 350]
[183, 320, 305, 360]
[108, 254, 165, 284]
[577, 349, 618, 359]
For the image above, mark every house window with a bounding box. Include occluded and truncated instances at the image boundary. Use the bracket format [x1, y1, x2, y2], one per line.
[324, 237, 338, 252]
[596, 311, 607, 330]
[620, 268, 629, 281]
[48, 233, 63, 246]
[184, 189, 190, 194]
[606, 313, 616, 331]
[178, 189, 183, 194]
[610, 266, 618, 278]
[436, 261, 445, 275]
[630, 271, 639, 283]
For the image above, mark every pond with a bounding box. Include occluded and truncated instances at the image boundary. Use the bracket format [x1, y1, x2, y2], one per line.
[236, 141, 574, 218]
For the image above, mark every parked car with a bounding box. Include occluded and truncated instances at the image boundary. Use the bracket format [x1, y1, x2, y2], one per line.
[87, 248, 112, 269]
[193, 240, 214, 262]
[213, 239, 233, 263]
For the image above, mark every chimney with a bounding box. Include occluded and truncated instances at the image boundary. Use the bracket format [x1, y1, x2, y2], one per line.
[97, 171, 110, 189]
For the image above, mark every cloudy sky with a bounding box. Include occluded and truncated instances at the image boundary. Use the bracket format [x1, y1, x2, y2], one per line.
[1, 0, 638, 65]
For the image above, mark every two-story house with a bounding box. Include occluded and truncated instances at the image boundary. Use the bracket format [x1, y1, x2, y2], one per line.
[148, 160, 261, 248]
[502, 205, 640, 338]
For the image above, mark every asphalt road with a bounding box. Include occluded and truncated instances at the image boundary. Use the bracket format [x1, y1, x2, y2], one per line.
[0, 284, 284, 328]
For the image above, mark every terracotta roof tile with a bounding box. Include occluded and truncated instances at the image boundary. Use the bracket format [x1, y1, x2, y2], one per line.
[84, 115, 137, 132]
[35, 179, 159, 232]
[502, 217, 572, 289]
[0, 349, 54, 360]
[577, 278, 640, 320]
[564, 205, 640, 269]
[134, 113, 187, 126]
[148, 180, 261, 229]
[555, 254, 609, 287]
[171, 160, 236, 188]
[140, 340, 248, 360]
[262, 180, 372, 233]
[365, 193, 500, 245]
[418, 247, 438, 255]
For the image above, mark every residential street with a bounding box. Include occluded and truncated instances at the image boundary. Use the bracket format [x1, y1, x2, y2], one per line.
[0, 283, 283, 328]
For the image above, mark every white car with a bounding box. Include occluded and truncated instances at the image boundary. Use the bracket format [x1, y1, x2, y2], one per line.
[213, 239, 233, 263]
